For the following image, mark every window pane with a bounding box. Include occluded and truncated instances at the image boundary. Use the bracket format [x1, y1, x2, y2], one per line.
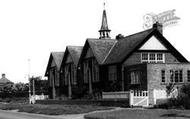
[175, 70, 179, 82]
[179, 70, 183, 82]
[130, 71, 140, 84]
[188, 70, 190, 82]
[109, 66, 117, 81]
[161, 70, 165, 83]
[157, 54, 163, 60]
[170, 70, 174, 82]
[149, 53, 155, 60]
[142, 53, 148, 60]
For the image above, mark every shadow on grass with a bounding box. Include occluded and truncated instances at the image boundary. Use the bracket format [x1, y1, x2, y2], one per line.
[161, 113, 190, 118]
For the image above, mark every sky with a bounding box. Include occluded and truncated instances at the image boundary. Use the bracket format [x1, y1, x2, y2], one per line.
[0, 0, 190, 83]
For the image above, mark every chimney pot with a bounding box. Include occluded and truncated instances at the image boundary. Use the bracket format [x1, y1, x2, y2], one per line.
[2, 74, 5, 78]
[153, 22, 163, 34]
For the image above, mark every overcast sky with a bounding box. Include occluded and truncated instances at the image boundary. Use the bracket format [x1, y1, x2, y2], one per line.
[0, 0, 189, 83]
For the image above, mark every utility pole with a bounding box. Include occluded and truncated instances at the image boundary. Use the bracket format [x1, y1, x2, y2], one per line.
[28, 59, 31, 104]
[33, 77, 35, 99]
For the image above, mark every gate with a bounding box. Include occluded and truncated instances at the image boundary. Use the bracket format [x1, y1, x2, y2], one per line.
[130, 90, 149, 107]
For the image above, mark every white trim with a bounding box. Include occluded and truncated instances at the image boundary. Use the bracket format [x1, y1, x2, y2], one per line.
[139, 36, 167, 50]
[141, 53, 165, 63]
[102, 41, 117, 63]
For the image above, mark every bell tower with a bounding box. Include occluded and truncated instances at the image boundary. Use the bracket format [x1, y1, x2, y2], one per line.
[99, 3, 111, 39]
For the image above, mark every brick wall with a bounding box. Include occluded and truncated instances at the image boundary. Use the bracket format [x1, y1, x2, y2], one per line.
[147, 63, 190, 105]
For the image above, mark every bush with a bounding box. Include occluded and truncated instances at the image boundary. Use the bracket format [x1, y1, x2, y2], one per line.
[156, 83, 190, 109]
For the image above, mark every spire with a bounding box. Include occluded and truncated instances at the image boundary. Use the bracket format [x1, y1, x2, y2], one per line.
[99, 2, 111, 39]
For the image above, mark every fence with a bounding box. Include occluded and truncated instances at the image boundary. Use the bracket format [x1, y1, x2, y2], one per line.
[102, 91, 130, 99]
[129, 90, 149, 107]
[102, 90, 149, 107]
[29, 94, 48, 104]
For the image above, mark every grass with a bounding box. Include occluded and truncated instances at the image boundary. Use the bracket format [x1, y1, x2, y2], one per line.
[0, 102, 112, 115]
[84, 108, 190, 119]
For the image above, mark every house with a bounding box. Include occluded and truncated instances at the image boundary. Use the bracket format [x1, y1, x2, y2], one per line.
[101, 22, 189, 105]
[78, 7, 190, 106]
[45, 52, 64, 99]
[60, 46, 83, 99]
[45, 6, 190, 106]
[0, 74, 14, 89]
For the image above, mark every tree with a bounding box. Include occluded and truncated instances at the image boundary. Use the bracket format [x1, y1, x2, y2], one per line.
[29, 76, 48, 95]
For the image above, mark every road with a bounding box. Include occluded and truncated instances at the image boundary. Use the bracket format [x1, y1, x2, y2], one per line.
[0, 110, 85, 119]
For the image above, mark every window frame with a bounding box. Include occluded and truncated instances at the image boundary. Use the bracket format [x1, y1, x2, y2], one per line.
[130, 71, 141, 84]
[108, 65, 117, 81]
[161, 70, 166, 83]
[170, 69, 183, 83]
[141, 53, 165, 63]
[187, 70, 190, 82]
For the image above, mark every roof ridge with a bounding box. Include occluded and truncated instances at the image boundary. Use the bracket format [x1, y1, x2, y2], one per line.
[87, 38, 116, 41]
[67, 45, 83, 48]
[123, 28, 154, 39]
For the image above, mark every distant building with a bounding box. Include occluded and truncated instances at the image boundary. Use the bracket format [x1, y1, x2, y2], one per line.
[0, 74, 14, 89]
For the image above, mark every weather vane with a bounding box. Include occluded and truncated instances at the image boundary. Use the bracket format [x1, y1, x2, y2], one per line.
[143, 9, 180, 29]
[103, 0, 106, 10]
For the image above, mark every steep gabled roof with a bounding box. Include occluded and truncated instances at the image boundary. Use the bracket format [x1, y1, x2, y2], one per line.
[0, 77, 13, 84]
[103, 28, 188, 65]
[103, 29, 154, 64]
[62, 46, 83, 67]
[79, 39, 117, 65]
[45, 52, 64, 76]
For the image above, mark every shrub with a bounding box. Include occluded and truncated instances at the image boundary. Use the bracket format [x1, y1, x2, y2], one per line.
[157, 83, 190, 109]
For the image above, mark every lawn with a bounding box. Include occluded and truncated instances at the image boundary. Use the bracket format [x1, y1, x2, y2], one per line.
[0, 103, 113, 115]
[84, 108, 190, 119]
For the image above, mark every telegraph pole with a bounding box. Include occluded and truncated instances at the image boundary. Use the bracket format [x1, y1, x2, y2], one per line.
[33, 77, 35, 97]
[28, 59, 31, 104]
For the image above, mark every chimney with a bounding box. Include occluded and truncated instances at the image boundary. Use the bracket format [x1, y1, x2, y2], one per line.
[116, 34, 125, 40]
[153, 22, 163, 34]
[2, 74, 5, 78]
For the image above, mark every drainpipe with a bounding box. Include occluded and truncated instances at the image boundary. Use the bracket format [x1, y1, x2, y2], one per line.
[68, 72, 72, 99]
[89, 70, 92, 94]
[52, 76, 56, 99]
[121, 66, 125, 91]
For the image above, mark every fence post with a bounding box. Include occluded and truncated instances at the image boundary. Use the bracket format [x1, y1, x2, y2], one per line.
[130, 90, 134, 106]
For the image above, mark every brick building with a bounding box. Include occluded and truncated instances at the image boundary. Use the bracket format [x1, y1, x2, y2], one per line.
[60, 46, 83, 99]
[45, 52, 64, 99]
[45, 7, 190, 106]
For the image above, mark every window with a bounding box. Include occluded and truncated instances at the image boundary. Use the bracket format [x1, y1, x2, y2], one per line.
[83, 61, 88, 83]
[157, 53, 163, 61]
[141, 53, 165, 63]
[108, 66, 117, 81]
[130, 71, 140, 84]
[170, 70, 174, 82]
[71, 64, 77, 85]
[187, 70, 190, 82]
[170, 70, 183, 83]
[142, 53, 148, 62]
[161, 70, 165, 83]
[64, 66, 69, 85]
[149, 53, 156, 63]
[93, 60, 99, 82]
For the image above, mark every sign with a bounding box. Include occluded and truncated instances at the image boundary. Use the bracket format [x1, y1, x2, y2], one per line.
[143, 9, 180, 29]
